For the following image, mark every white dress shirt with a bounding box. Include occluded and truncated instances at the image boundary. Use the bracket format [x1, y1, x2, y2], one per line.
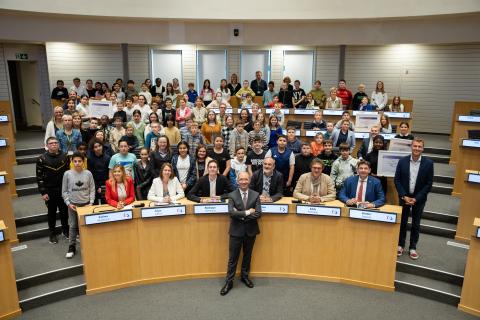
[409, 156, 422, 194]
[209, 177, 217, 197]
[355, 176, 368, 202]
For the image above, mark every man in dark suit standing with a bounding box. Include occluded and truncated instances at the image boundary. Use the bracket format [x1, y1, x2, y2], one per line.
[220, 172, 262, 296]
[249, 157, 284, 202]
[250, 71, 267, 96]
[394, 138, 434, 260]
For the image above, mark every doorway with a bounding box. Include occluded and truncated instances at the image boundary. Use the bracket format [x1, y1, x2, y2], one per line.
[8, 60, 42, 130]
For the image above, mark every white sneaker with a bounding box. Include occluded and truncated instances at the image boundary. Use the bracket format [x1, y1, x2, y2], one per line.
[397, 246, 404, 257]
[409, 249, 419, 260]
[66, 245, 76, 259]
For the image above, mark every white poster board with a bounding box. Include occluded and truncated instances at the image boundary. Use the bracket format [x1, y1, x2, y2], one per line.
[388, 138, 413, 152]
[355, 112, 380, 132]
[377, 150, 410, 177]
[89, 100, 112, 118]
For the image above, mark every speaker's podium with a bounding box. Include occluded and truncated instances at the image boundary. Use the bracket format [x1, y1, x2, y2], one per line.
[458, 218, 480, 317]
[77, 198, 401, 295]
[0, 220, 21, 320]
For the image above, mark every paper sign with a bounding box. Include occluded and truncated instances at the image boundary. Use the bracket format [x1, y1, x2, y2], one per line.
[349, 208, 397, 223]
[84, 210, 133, 225]
[355, 112, 380, 132]
[89, 101, 112, 118]
[141, 205, 186, 218]
[389, 138, 413, 152]
[377, 150, 410, 177]
[296, 205, 341, 217]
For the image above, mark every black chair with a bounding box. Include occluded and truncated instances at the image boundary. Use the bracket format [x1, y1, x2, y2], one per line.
[286, 120, 302, 129]
[303, 121, 313, 130]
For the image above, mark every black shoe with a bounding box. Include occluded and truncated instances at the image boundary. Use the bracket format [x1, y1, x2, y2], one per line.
[66, 245, 76, 259]
[49, 233, 58, 244]
[62, 229, 69, 239]
[240, 277, 254, 288]
[220, 281, 233, 296]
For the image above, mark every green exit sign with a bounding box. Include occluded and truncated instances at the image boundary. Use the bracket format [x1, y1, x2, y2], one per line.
[15, 53, 28, 60]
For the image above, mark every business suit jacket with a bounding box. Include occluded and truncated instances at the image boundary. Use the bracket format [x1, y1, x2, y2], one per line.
[357, 137, 371, 159]
[331, 129, 356, 152]
[394, 155, 434, 204]
[228, 189, 262, 237]
[187, 174, 234, 203]
[249, 170, 284, 202]
[293, 173, 336, 202]
[338, 175, 386, 207]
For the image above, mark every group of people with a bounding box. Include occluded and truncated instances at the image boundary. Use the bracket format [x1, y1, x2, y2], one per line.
[39, 73, 432, 294]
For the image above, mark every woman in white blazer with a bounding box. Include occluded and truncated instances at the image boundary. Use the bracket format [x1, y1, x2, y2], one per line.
[147, 163, 185, 203]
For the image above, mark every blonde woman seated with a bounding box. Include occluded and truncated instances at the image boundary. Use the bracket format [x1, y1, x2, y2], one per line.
[147, 163, 185, 204]
[293, 159, 336, 203]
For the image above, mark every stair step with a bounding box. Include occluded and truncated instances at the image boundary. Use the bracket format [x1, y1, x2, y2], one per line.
[425, 194, 459, 217]
[431, 183, 453, 195]
[433, 175, 454, 185]
[15, 147, 44, 157]
[19, 275, 86, 311]
[397, 232, 467, 276]
[13, 194, 46, 219]
[423, 147, 451, 156]
[12, 236, 83, 280]
[424, 153, 450, 164]
[408, 219, 456, 238]
[15, 175, 37, 186]
[16, 220, 62, 242]
[395, 271, 461, 306]
[16, 155, 39, 165]
[16, 183, 39, 197]
[17, 264, 84, 290]
[423, 211, 458, 224]
[396, 261, 463, 286]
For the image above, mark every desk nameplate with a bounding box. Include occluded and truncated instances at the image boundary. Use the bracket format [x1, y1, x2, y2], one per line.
[194, 204, 229, 214]
[352, 111, 378, 116]
[0, 138, 6, 147]
[265, 108, 290, 115]
[323, 110, 343, 116]
[261, 204, 288, 214]
[383, 112, 411, 119]
[355, 132, 370, 139]
[349, 208, 397, 223]
[462, 139, 480, 148]
[84, 210, 133, 225]
[0, 230, 4, 242]
[0, 175, 5, 185]
[296, 204, 341, 217]
[468, 173, 480, 184]
[0, 115, 9, 122]
[477, 227, 480, 238]
[141, 205, 186, 218]
[458, 115, 480, 123]
[305, 130, 326, 137]
[380, 133, 396, 140]
[281, 129, 301, 136]
[294, 109, 317, 115]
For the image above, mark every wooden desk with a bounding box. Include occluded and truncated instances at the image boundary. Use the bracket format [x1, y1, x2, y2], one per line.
[0, 172, 17, 243]
[452, 141, 480, 197]
[77, 199, 401, 295]
[0, 117, 17, 172]
[458, 218, 480, 317]
[450, 116, 480, 165]
[456, 171, 480, 243]
[0, 221, 22, 320]
[0, 139, 18, 197]
[451, 101, 480, 141]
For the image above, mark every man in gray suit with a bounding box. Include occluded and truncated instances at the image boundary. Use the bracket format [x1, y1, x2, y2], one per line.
[220, 171, 262, 296]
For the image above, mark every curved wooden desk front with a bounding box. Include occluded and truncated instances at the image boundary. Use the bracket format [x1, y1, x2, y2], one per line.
[77, 198, 401, 295]
[0, 221, 21, 320]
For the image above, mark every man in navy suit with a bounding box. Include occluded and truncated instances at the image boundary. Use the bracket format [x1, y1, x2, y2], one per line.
[394, 138, 434, 260]
[220, 171, 262, 296]
[338, 160, 385, 208]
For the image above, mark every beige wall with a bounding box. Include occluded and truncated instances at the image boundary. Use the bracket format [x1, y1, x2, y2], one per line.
[1, 0, 479, 20]
[0, 12, 480, 45]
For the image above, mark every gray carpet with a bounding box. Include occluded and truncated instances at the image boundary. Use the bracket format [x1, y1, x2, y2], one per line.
[16, 278, 476, 320]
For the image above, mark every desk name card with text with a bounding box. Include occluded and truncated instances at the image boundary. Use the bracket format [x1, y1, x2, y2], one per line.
[194, 204, 229, 214]
[265, 108, 290, 115]
[323, 110, 343, 116]
[354, 132, 370, 139]
[84, 210, 133, 225]
[261, 204, 288, 214]
[349, 208, 396, 223]
[296, 204, 341, 217]
[141, 205, 186, 218]
[0, 230, 4, 242]
[383, 112, 411, 119]
[281, 129, 301, 136]
[305, 130, 326, 137]
[380, 133, 396, 140]
[294, 109, 317, 115]
[352, 111, 378, 116]
[0, 138, 7, 147]
[458, 115, 480, 123]
[0, 175, 5, 185]
[462, 139, 480, 148]
[0, 115, 9, 122]
[467, 173, 480, 184]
